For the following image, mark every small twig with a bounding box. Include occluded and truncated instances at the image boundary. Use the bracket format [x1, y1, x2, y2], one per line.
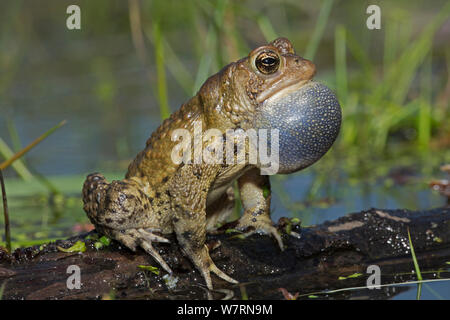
[0, 120, 66, 171]
[0, 170, 11, 253]
[296, 278, 450, 298]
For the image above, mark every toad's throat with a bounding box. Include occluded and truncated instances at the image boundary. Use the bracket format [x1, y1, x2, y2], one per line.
[252, 81, 342, 174]
[256, 79, 312, 104]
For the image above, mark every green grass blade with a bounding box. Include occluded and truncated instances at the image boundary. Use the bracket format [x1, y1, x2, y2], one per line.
[0, 170, 11, 253]
[0, 120, 66, 172]
[0, 138, 33, 180]
[6, 119, 23, 153]
[192, 0, 227, 94]
[417, 53, 432, 150]
[407, 228, 423, 281]
[193, 27, 216, 94]
[423, 283, 444, 300]
[163, 39, 194, 96]
[0, 281, 6, 300]
[151, 20, 171, 120]
[407, 228, 423, 300]
[345, 29, 373, 79]
[257, 15, 278, 42]
[334, 25, 347, 105]
[376, 2, 450, 105]
[304, 0, 334, 61]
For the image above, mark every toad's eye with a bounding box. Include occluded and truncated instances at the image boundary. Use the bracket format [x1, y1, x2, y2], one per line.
[255, 51, 280, 75]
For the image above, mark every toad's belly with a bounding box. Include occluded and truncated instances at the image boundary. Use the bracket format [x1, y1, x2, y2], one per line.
[206, 164, 250, 206]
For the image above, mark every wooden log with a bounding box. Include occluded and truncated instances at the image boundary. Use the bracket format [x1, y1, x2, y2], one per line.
[1, 207, 449, 299]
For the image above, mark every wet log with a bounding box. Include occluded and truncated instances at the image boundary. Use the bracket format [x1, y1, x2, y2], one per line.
[1, 207, 449, 300]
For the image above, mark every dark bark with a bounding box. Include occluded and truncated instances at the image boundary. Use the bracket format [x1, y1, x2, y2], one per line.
[1, 207, 449, 300]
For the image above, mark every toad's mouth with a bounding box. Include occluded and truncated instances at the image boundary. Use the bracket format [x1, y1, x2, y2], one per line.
[256, 79, 312, 105]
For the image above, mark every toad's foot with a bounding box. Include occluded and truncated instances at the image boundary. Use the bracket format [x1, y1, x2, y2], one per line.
[184, 244, 238, 290]
[222, 211, 285, 250]
[108, 228, 173, 274]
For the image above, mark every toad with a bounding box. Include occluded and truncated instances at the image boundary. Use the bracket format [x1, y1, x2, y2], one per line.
[82, 37, 341, 289]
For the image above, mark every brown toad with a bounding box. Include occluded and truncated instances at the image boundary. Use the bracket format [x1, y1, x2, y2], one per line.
[82, 38, 341, 289]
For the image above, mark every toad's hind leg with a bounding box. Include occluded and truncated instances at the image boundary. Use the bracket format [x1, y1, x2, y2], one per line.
[82, 173, 172, 274]
[98, 227, 173, 274]
[82, 173, 159, 230]
[170, 165, 238, 290]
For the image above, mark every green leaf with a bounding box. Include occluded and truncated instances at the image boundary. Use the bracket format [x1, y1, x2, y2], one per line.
[138, 265, 160, 275]
[347, 273, 363, 279]
[99, 236, 111, 246]
[57, 240, 86, 253]
[285, 223, 292, 235]
[94, 242, 104, 250]
[262, 186, 270, 199]
[308, 295, 318, 299]
[291, 218, 301, 224]
[338, 273, 363, 280]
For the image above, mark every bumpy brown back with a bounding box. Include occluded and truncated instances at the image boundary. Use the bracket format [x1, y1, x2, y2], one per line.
[82, 173, 109, 223]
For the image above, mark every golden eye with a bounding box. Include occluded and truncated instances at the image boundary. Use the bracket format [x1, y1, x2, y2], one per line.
[255, 51, 280, 75]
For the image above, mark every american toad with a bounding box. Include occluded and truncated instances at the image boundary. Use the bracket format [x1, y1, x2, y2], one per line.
[82, 38, 341, 289]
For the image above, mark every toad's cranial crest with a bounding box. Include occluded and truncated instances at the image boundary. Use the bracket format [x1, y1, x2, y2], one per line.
[82, 37, 341, 290]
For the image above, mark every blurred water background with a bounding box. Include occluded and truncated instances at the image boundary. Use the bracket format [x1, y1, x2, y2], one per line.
[0, 0, 449, 299]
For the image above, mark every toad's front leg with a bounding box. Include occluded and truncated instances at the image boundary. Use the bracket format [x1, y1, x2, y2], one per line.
[234, 167, 284, 249]
[169, 164, 238, 290]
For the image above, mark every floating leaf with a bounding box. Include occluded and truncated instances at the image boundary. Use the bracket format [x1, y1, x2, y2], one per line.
[57, 240, 86, 253]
